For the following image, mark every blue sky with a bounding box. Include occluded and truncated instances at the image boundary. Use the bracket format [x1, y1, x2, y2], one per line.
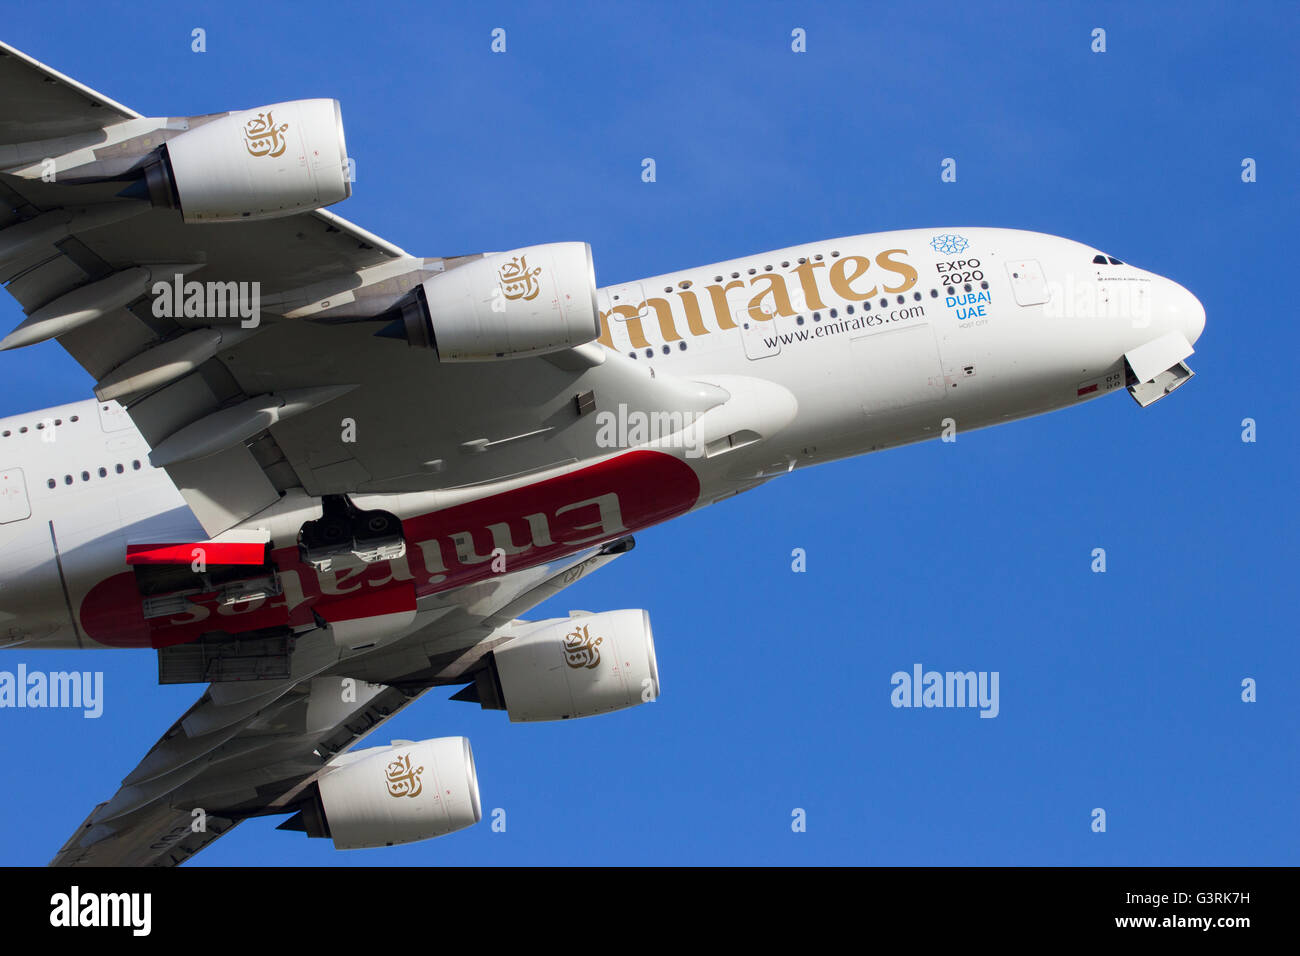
[0, 0, 1295, 865]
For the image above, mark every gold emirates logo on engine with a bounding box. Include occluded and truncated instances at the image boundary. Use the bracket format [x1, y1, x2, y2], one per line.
[242, 111, 289, 158]
[384, 753, 424, 798]
[562, 624, 603, 669]
[597, 248, 919, 350]
[498, 255, 543, 301]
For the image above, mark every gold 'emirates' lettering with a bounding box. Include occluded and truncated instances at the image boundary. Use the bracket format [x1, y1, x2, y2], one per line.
[790, 259, 828, 311]
[596, 247, 917, 349]
[704, 281, 743, 331]
[830, 256, 877, 301]
[600, 303, 650, 349]
[747, 273, 797, 322]
[677, 289, 711, 336]
[876, 249, 918, 294]
[645, 298, 683, 341]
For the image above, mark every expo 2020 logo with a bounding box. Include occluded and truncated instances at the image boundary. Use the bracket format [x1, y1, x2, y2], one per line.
[930, 234, 969, 255]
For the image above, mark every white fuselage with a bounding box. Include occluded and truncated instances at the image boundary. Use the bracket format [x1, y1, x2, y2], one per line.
[0, 228, 1205, 651]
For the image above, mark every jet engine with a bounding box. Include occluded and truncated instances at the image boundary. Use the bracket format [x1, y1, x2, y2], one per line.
[283, 737, 481, 850]
[139, 99, 352, 222]
[459, 609, 660, 721]
[390, 242, 600, 361]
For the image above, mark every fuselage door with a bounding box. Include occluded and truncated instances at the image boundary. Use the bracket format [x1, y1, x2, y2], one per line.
[1005, 259, 1051, 306]
[735, 304, 780, 360]
[597, 283, 651, 354]
[0, 469, 31, 524]
[97, 399, 134, 432]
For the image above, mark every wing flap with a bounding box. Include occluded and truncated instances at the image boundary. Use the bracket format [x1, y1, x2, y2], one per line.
[164, 447, 281, 534]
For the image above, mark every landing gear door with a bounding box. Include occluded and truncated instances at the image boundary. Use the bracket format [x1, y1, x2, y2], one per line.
[597, 283, 650, 354]
[1005, 260, 1051, 306]
[1123, 330, 1196, 408]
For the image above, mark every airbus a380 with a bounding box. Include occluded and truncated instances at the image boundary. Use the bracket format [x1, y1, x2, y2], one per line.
[0, 41, 1204, 865]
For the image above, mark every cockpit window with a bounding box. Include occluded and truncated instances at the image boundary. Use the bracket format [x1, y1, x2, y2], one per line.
[1107, 256, 1124, 265]
[1092, 254, 1107, 264]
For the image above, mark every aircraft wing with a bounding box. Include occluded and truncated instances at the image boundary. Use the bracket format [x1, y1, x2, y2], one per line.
[0, 41, 733, 537]
[49, 541, 628, 866]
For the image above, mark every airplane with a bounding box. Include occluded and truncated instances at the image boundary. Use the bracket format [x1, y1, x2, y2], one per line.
[0, 40, 1205, 865]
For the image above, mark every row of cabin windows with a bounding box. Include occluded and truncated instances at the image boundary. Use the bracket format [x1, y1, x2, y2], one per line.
[47, 460, 142, 488]
[659, 248, 999, 290]
[710, 252, 830, 285]
[646, 252, 843, 294]
[1, 414, 81, 437]
[627, 279, 991, 359]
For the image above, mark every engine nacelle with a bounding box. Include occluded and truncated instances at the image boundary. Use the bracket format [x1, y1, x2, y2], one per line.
[146, 99, 351, 222]
[316, 737, 481, 850]
[399, 242, 599, 361]
[493, 609, 660, 721]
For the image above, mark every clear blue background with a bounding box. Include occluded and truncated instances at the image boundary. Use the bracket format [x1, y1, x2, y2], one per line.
[0, 0, 1295, 865]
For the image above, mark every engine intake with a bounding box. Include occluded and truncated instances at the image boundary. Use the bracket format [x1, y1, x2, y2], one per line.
[142, 99, 351, 222]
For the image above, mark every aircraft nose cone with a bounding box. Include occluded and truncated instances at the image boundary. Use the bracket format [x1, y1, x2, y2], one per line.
[1167, 280, 1206, 344]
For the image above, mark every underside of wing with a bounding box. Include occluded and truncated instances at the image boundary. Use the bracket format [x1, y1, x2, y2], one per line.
[50, 540, 632, 866]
